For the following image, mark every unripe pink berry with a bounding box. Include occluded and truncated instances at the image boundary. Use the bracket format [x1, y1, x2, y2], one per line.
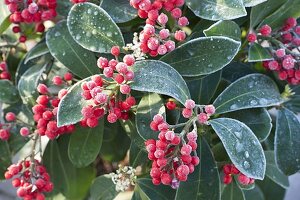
[0, 61, 7, 71]
[95, 93, 108, 104]
[205, 105, 216, 115]
[247, 33, 257, 43]
[58, 89, 68, 99]
[123, 55, 135, 66]
[107, 113, 118, 123]
[182, 108, 193, 118]
[144, 24, 155, 35]
[159, 29, 170, 40]
[139, 0, 151, 11]
[198, 113, 209, 124]
[181, 144, 192, 155]
[259, 24, 272, 36]
[28, 2, 39, 14]
[103, 67, 114, 78]
[116, 62, 128, 74]
[187, 131, 197, 141]
[120, 84, 131, 94]
[282, 56, 295, 69]
[185, 99, 195, 109]
[174, 30, 186, 41]
[153, 114, 164, 124]
[165, 130, 175, 141]
[147, 37, 160, 50]
[158, 122, 169, 131]
[5, 112, 16, 121]
[111, 46, 120, 56]
[165, 40, 175, 52]
[97, 57, 109, 68]
[171, 8, 182, 19]
[52, 76, 63, 85]
[157, 13, 168, 25]
[37, 84, 48, 94]
[268, 60, 279, 70]
[276, 49, 285, 58]
[154, 149, 165, 158]
[157, 45, 168, 55]
[178, 17, 189, 27]
[238, 174, 250, 185]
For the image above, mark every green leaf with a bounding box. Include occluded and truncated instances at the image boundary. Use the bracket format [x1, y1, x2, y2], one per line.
[120, 118, 145, 149]
[0, 80, 20, 103]
[256, 177, 286, 200]
[259, 0, 300, 29]
[132, 60, 190, 105]
[101, 121, 131, 162]
[90, 174, 119, 200]
[18, 63, 47, 107]
[0, 16, 11, 34]
[213, 74, 283, 114]
[265, 151, 289, 188]
[275, 107, 300, 175]
[68, 122, 104, 168]
[243, 186, 265, 200]
[136, 93, 165, 140]
[46, 21, 98, 78]
[135, 178, 175, 200]
[43, 135, 96, 199]
[185, 70, 222, 104]
[0, 1, 10, 23]
[284, 85, 300, 113]
[57, 78, 89, 127]
[185, 0, 247, 21]
[222, 180, 245, 200]
[175, 138, 221, 200]
[25, 41, 50, 64]
[250, 0, 286, 28]
[224, 108, 272, 141]
[67, 2, 125, 53]
[222, 62, 255, 83]
[130, 142, 148, 168]
[243, 0, 267, 7]
[210, 118, 266, 179]
[248, 43, 273, 62]
[203, 20, 241, 41]
[160, 36, 241, 77]
[0, 142, 12, 180]
[100, 0, 137, 23]
[57, 0, 73, 16]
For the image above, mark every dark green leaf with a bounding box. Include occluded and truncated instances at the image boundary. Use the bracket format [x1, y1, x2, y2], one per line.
[160, 36, 241, 77]
[185, 0, 246, 21]
[284, 85, 300, 113]
[68, 122, 104, 168]
[248, 43, 272, 62]
[0, 141, 12, 180]
[213, 74, 283, 114]
[250, 0, 286, 28]
[243, 186, 265, 200]
[57, 78, 90, 127]
[136, 93, 165, 140]
[25, 41, 50, 64]
[203, 20, 241, 41]
[222, 180, 245, 200]
[130, 142, 148, 168]
[210, 118, 266, 179]
[275, 107, 300, 175]
[57, 0, 73, 16]
[100, 0, 137, 23]
[43, 135, 96, 199]
[67, 2, 125, 53]
[265, 151, 289, 188]
[46, 21, 98, 78]
[90, 174, 119, 200]
[243, 0, 267, 7]
[259, 0, 300, 29]
[222, 62, 255, 83]
[18, 63, 47, 107]
[185, 70, 222, 104]
[0, 16, 11, 34]
[120, 118, 145, 149]
[101, 121, 131, 162]
[224, 108, 272, 141]
[0, 80, 20, 103]
[256, 177, 286, 200]
[132, 60, 190, 105]
[175, 138, 221, 200]
[135, 178, 175, 200]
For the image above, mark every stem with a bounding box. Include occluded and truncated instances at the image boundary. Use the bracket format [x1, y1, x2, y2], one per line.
[30, 134, 39, 174]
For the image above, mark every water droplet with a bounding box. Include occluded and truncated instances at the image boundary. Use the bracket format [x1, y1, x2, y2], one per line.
[250, 100, 258, 106]
[259, 98, 268, 105]
[230, 104, 238, 110]
[243, 161, 250, 169]
[244, 151, 249, 158]
[234, 131, 242, 139]
[54, 32, 61, 37]
[236, 143, 243, 153]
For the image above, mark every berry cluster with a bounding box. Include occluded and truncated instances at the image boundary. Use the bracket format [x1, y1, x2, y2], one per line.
[247, 17, 300, 85]
[129, 0, 189, 57]
[80, 46, 136, 127]
[0, 61, 11, 80]
[5, 0, 57, 42]
[4, 159, 53, 200]
[0, 112, 17, 141]
[32, 73, 75, 139]
[222, 164, 255, 185]
[146, 114, 200, 188]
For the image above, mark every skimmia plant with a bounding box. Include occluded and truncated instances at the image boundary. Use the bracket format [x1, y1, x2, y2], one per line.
[0, 0, 300, 199]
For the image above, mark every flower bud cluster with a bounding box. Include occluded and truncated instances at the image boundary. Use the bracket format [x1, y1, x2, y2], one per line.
[110, 165, 137, 192]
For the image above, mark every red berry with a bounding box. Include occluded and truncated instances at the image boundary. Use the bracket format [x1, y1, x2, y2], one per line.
[259, 24, 272, 36]
[52, 76, 63, 85]
[64, 72, 73, 81]
[166, 101, 176, 110]
[5, 112, 16, 121]
[20, 127, 30, 137]
[223, 174, 232, 184]
[19, 35, 27, 43]
[247, 33, 257, 43]
[37, 84, 48, 94]
[238, 174, 250, 185]
[0, 129, 10, 140]
[107, 113, 118, 123]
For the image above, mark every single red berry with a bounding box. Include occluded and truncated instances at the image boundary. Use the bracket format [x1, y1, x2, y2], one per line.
[52, 76, 63, 85]
[64, 72, 73, 81]
[19, 35, 27, 43]
[259, 24, 272, 36]
[174, 30, 186, 41]
[238, 174, 250, 185]
[5, 112, 16, 121]
[223, 174, 232, 184]
[166, 101, 176, 110]
[182, 108, 193, 118]
[37, 84, 48, 94]
[198, 113, 209, 124]
[20, 127, 30, 137]
[247, 33, 257, 43]
[107, 113, 118, 123]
